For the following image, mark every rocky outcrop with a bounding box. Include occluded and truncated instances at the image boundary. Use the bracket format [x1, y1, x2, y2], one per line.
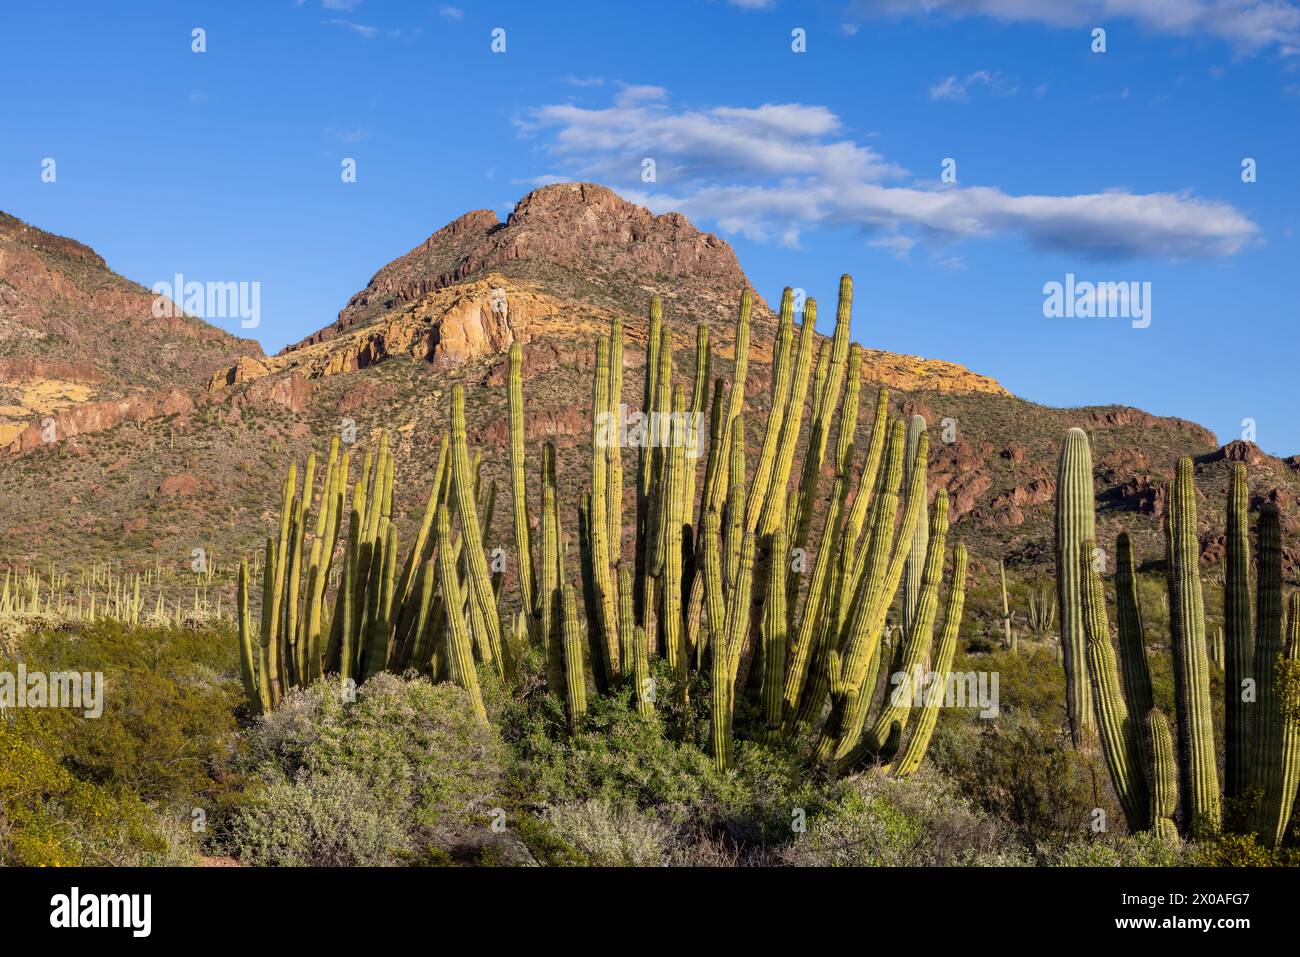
[305, 183, 750, 345]
[3, 388, 194, 454]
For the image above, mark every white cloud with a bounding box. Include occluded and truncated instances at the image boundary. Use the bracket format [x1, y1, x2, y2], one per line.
[519, 91, 1258, 259]
[929, 70, 1018, 101]
[850, 0, 1300, 56]
[729, 0, 776, 8]
[439, 5, 464, 18]
[325, 18, 377, 38]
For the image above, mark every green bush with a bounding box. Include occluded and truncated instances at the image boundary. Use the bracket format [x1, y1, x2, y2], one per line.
[776, 770, 1032, 867]
[229, 673, 506, 865]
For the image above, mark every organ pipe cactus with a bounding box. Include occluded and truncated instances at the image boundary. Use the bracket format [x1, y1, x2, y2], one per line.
[1114, 533, 1154, 726]
[1223, 464, 1253, 800]
[1055, 427, 1096, 746]
[1080, 540, 1148, 832]
[232, 276, 967, 784]
[1167, 457, 1220, 835]
[901, 415, 929, 643]
[1146, 709, 1180, 846]
[893, 545, 968, 778]
[1249, 506, 1294, 844]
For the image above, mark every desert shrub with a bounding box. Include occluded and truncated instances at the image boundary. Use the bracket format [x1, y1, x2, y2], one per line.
[544, 799, 678, 866]
[931, 716, 1122, 857]
[0, 720, 193, 866]
[1192, 832, 1300, 867]
[1047, 832, 1191, 866]
[775, 770, 1032, 867]
[229, 673, 506, 865]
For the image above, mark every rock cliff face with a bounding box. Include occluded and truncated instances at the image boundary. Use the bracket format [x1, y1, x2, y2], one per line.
[0, 210, 262, 454]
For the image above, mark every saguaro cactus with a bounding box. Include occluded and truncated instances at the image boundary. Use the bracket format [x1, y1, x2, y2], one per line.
[1055, 427, 1096, 746]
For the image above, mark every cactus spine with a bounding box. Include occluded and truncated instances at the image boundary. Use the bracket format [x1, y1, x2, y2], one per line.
[1055, 427, 1096, 746]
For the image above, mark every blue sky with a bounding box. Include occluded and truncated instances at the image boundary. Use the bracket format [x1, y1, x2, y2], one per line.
[2, 0, 1297, 453]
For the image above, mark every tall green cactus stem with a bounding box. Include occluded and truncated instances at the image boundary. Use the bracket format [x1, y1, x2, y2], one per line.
[436, 510, 486, 724]
[893, 545, 968, 778]
[1114, 533, 1154, 729]
[561, 582, 587, 731]
[589, 335, 620, 681]
[713, 528, 756, 771]
[660, 386, 688, 679]
[506, 342, 539, 646]
[761, 524, 789, 739]
[708, 287, 751, 518]
[1249, 505, 1290, 843]
[1055, 427, 1096, 746]
[746, 288, 794, 533]
[1264, 595, 1300, 847]
[1223, 465, 1253, 800]
[1081, 541, 1149, 832]
[758, 297, 817, 537]
[791, 276, 853, 552]
[854, 491, 950, 763]
[901, 415, 929, 643]
[237, 559, 262, 713]
[782, 470, 849, 723]
[618, 567, 653, 716]
[606, 316, 625, 567]
[1167, 457, 1220, 835]
[540, 478, 564, 694]
[634, 294, 663, 625]
[683, 324, 708, 531]
[1146, 709, 1180, 845]
[451, 385, 504, 678]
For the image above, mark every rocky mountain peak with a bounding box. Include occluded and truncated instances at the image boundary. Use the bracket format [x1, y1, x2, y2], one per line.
[298, 183, 751, 347]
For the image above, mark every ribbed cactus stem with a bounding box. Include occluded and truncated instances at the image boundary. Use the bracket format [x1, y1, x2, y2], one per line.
[1081, 541, 1149, 832]
[590, 335, 620, 681]
[1055, 427, 1096, 746]
[237, 559, 261, 712]
[1114, 533, 1154, 727]
[1249, 505, 1292, 844]
[607, 316, 625, 568]
[1167, 457, 1220, 835]
[1146, 709, 1180, 845]
[894, 545, 967, 778]
[561, 582, 587, 731]
[506, 342, 539, 646]
[901, 415, 929, 641]
[761, 524, 789, 738]
[436, 510, 486, 724]
[757, 297, 817, 537]
[1223, 464, 1253, 800]
[451, 385, 504, 678]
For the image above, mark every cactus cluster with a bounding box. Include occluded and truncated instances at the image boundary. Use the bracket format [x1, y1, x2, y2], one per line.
[237, 275, 969, 778]
[1057, 437, 1300, 847]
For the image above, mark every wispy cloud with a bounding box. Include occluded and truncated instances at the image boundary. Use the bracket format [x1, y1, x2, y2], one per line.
[439, 5, 464, 18]
[929, 70, 1018, 101]
[849, 0, 1300, 57]
[325, 127, 372, 144]
[325, 18, 377, 39]
[565, 75, 606, 88]
[322, 0, 364, 9]
[728, 0, 776, 9]
[518, 90, 1259, 259]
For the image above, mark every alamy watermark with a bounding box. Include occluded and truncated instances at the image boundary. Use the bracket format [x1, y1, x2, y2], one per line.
[0, 665, 104, 718]
[596, 403, 703, 459]
[1042, 273, 1151, 329]
[151, 273, 260, 329]
[888, 665, 999, 718]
